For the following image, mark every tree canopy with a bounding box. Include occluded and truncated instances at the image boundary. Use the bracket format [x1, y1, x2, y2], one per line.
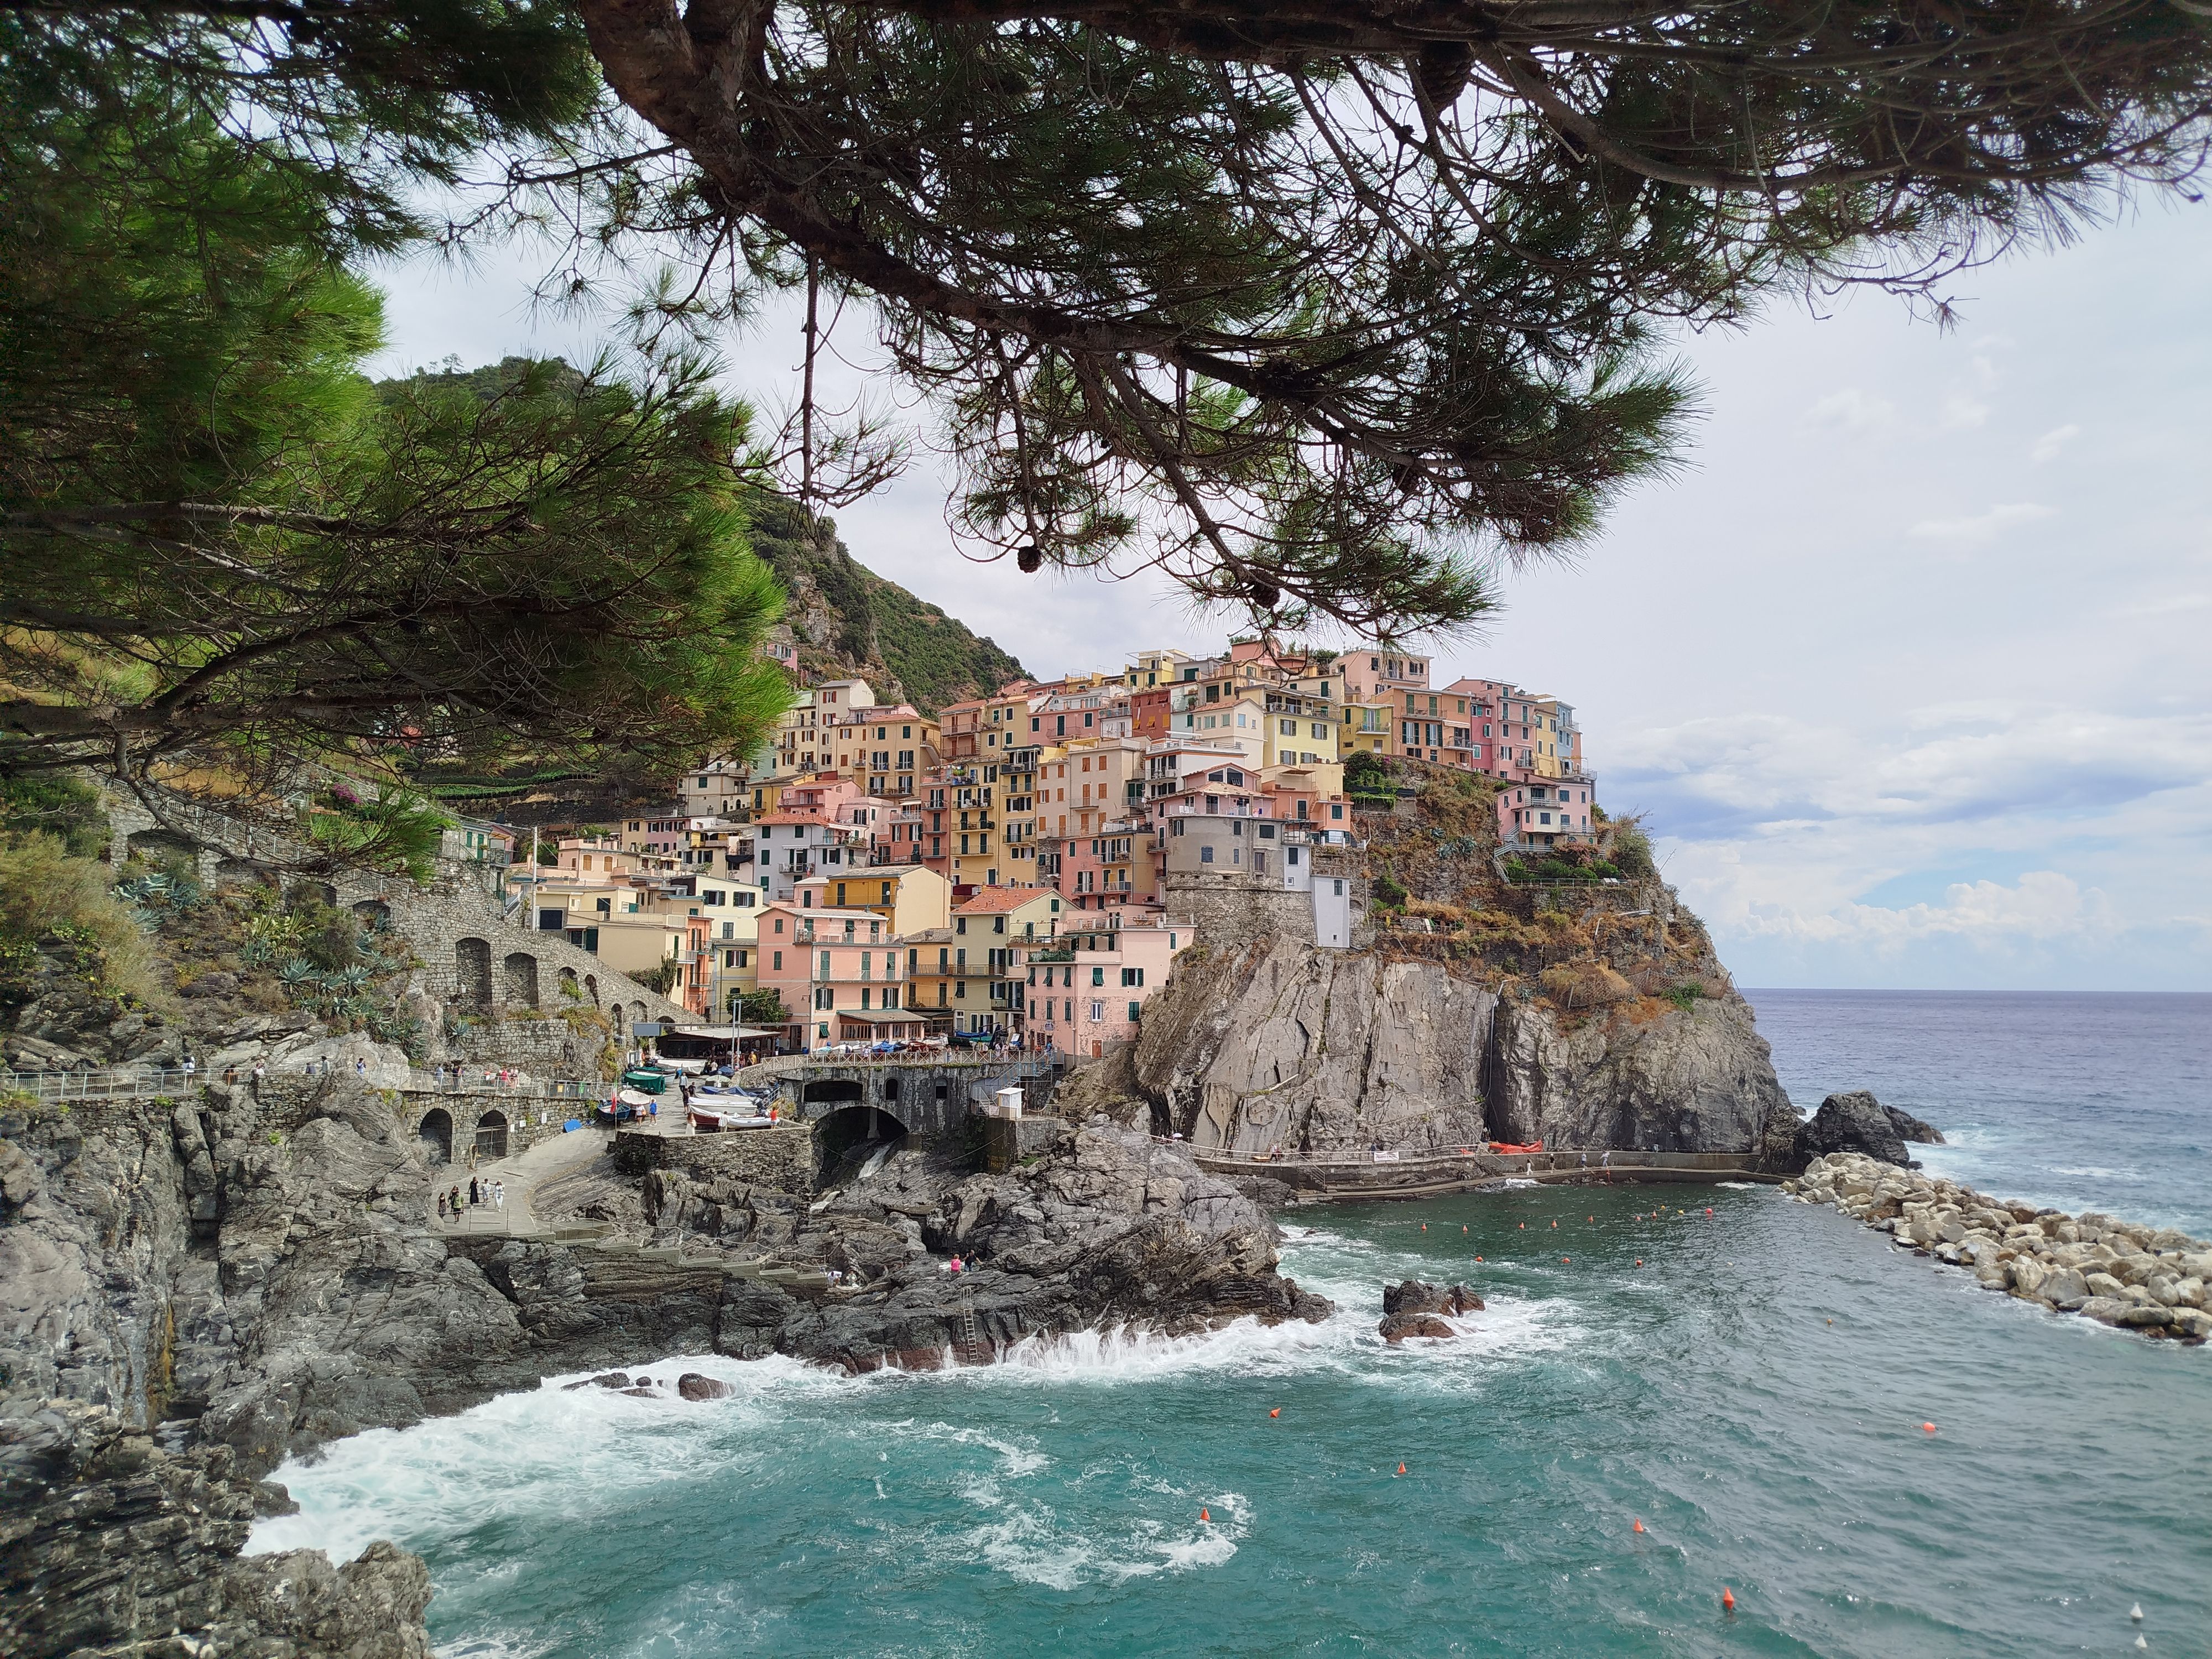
[0, 20, 790, 801]
[8, 0, 2210, 656]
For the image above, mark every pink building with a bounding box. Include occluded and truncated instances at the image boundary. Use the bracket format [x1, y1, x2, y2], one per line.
[1496, 778, 1599, 848]
[1020, 909, 1194, 1057]
[753, 902, 924, 1049]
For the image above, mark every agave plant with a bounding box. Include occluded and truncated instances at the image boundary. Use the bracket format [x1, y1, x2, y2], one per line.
[244, 911, 307, 950]
[274, 957, 316, 988]
[326, 964, 372, 994]
[238, 938, 274, 968]
[113, 873, 171, 905]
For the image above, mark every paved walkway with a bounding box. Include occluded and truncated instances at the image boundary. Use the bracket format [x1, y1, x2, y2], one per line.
[428, 1122, 612, 1240]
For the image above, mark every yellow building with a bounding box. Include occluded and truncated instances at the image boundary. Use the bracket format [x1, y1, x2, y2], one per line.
[793, 864, 952, 936]
[1340, 697, 1395, 756]
[1259, 688, 1338, 768]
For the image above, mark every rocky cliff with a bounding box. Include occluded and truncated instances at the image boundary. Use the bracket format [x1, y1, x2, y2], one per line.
[1131, 932, 1794, 1157]
[1, 1065, 1318, 1656]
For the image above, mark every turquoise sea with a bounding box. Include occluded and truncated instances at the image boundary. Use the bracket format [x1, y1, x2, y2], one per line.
[254, 992, 2212, 1657]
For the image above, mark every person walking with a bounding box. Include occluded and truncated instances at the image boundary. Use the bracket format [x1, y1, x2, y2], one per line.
[181, 1054, 196, 1082]
[449, 1184, 462, 1219]
[468, 1176, 479, 1207]
[493, 1180, 505, 1211]
[437, 1190, 448, 1223]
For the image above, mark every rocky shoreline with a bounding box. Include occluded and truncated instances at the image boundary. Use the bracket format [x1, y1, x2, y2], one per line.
[0, 1074, 1327, 1657]
[1787, 1152, 2212, 1343]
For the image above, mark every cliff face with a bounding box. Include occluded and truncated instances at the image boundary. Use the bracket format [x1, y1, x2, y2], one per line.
[1485, 992, 1794, 1154]
[1132, 930, 1796, 1159]
[1133, 937, 1494, 1154]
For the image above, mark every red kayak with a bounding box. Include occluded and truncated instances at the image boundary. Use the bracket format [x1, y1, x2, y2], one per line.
[1489, 1140, 1545, 1155]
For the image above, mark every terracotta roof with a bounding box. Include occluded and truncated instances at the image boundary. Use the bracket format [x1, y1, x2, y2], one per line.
[954, 885, 1058, 914]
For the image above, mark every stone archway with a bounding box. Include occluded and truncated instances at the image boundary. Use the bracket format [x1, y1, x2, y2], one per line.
[585, 973, 600, 1008]
[416, 1108, 452, 1166]
[473, 1109, 508, 1159]
[812, 1102, 907, 1166]
[455, 938, 492, 1004]
[503, 952, 539, 1009]
[353, 899, 392, 932]
[557, 967, 579, 1004]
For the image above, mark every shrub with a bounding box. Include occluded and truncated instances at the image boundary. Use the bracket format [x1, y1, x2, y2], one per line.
[1664, 982, 1709, 1014]
[1370, 871, 1408, 909]
[1610, 826, 1657, 880]
[0, 774, 108, 859]
[1540, 962, 1635, 1009]
[0, 834, 163, 1005]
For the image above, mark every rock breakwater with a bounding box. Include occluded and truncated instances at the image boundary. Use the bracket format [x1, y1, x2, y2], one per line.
[1790, 1152, 2212, 1343]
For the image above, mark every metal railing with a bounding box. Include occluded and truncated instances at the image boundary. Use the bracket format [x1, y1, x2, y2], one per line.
[1, 1066, 196, 1102]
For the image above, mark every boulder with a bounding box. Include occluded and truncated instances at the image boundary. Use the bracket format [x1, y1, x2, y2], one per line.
[677, 1372, 732, 1401]
[2042, 1267, 2090, 1310]
[1382, 1279, 1484, 1316]
[1796, 1092, 1912, 1167]
[1884, 1105, 1944, 1145]
[1378, 1312, 1456, 1343]
[2084, 1272, 2127, 1301]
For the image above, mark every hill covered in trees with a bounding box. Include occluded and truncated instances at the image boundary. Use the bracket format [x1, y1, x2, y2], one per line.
[748, 497, 1027, 716]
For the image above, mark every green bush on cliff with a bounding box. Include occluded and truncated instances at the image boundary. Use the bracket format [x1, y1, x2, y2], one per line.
[0, 834, 163, 1005]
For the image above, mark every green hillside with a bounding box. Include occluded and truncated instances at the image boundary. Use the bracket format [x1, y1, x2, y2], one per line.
[747, 498, 1028, 714]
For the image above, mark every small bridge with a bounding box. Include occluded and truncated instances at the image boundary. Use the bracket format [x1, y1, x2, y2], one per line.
[773, 1054, 1067, 1141]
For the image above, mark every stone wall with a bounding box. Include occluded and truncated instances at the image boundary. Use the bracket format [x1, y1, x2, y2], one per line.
[437, 1010, 612, 1081]
[1161, 873, 1314, 949]
[102, 794, 691, 1047]
[980, 1114, 1065, 1173]
[611, 1124, 816, 1194]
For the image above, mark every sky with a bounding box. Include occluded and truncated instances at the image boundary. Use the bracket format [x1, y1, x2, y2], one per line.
[370, 199, 2212, 994]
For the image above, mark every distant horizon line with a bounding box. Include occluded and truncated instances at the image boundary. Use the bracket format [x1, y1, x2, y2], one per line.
[1742, 985, 2212, 997]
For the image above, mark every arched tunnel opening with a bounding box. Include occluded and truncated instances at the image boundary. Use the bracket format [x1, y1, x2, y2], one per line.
[813, 1102, 910, 1177]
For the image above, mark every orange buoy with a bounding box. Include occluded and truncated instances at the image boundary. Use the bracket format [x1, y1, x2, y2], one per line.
[1635, 1258, 1643, 1266]
[1269, 1407, 1281, 1418]
[1562, 1256, 1570, 1264]
[1519, 1223, 1525, 1230]
[1705, 1207, 1714, 1215]
[1587, 1215, 1594, 1222]
[1922, 1421, 1937, 1433]
[1201, 1507, 1211, 1522]
[1633, 1519, 1645, 1533]
[1396, 1462, 1407, 1475]
[1422, 1223, 1428, 1232]
[1722, 1587, 1736, 1613]
[1475, 1255, 1484, 1262]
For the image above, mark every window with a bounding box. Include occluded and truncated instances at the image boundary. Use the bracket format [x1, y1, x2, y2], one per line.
[1128, 1002, 1141, 1022]
[1331, 804, 1344, 820]
[1200, 846, 1214, 864]
[1092, 966, 1106, 986]
[1120, 967, 1145, 987]
[1280, 719, 1296, 736]
[773, 950, 782, 970]
[1090, 1000, 1104, 1022]
[819, 950, 831, 974]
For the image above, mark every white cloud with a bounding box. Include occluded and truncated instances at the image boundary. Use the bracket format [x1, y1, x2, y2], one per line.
[1937, 392, 1990, 430]
[2030, 422, 2082, 463]
[1906, 502, 2055, 546]
[1802, 388, 1897, 435]
[1736, 872, 2108, 948]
